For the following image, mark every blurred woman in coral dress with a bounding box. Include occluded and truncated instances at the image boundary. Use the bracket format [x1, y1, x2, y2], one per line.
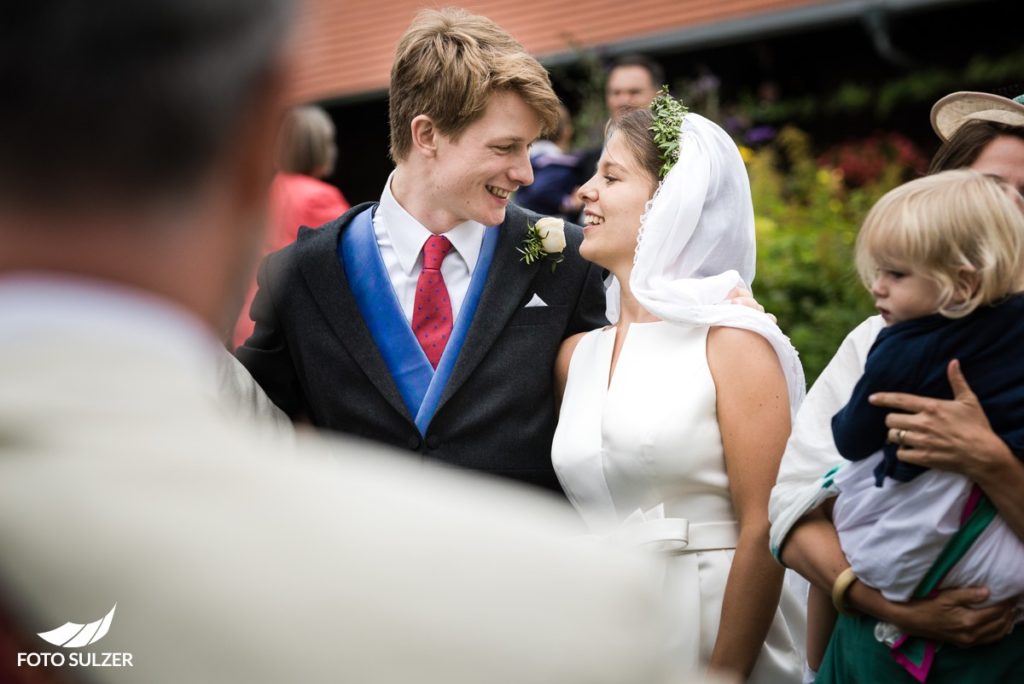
[233, 106, 349, 348]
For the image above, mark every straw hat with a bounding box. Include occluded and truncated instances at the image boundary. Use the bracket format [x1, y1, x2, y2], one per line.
[931, 91, 1024, 141]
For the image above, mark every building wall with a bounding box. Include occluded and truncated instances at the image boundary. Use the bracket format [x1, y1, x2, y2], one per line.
[307, 0, 1020, 204]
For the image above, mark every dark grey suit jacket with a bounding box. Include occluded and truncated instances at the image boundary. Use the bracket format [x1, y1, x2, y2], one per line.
[237, 201, 607, 493]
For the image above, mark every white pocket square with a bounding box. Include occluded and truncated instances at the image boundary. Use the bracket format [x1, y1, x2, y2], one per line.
[524, 293, 548, 308]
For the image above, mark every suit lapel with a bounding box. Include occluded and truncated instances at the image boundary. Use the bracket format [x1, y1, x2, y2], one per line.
[297, 204, 416, 425]
[436, 205, 542, 409]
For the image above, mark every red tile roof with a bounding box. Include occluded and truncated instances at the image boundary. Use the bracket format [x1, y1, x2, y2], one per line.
[287, 0, 826, 104]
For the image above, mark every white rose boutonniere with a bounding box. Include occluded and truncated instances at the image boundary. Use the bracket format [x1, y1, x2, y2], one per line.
[518, 216, 566, 272]
[536, 216, 567, 254]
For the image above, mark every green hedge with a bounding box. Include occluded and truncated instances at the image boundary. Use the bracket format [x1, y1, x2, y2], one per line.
[748, 127, 912, 384]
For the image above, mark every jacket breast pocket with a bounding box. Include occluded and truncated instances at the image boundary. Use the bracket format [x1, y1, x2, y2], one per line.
[506, 303, 568, 327]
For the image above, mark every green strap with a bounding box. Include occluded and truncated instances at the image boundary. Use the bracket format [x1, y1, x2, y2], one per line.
[913, 493, 996, 598]
[893, 493, 999, 671]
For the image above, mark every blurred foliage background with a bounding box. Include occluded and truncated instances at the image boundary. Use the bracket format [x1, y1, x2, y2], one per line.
[746, 127, 895, 384]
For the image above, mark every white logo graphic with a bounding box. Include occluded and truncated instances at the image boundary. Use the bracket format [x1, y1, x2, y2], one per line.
[36, 604, 116, 648]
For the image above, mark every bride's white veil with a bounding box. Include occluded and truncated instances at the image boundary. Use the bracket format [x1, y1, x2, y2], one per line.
[606, 112, 805, 412]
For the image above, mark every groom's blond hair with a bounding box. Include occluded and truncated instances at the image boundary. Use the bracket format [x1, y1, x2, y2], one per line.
[388, 8, 560, 162]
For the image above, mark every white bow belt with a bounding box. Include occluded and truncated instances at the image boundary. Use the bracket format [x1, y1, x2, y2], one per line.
[599, 505, 739, 554]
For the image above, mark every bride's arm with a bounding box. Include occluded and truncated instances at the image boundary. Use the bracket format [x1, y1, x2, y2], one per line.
[706, 326, 790, 681]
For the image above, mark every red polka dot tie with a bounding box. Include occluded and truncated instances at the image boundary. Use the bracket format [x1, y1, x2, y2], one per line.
[412, 234, 454, 368]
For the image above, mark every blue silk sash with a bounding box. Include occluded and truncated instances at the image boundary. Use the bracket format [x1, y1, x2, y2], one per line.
[339, 206, 498, 434]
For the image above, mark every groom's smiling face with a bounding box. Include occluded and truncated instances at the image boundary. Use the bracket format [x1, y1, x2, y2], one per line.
[431, 90, 542, 228]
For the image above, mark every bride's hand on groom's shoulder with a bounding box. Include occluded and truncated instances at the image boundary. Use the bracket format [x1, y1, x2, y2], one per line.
[725, 287, 776, 324]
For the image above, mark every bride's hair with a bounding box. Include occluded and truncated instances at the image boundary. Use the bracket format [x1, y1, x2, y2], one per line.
[605, 108, 661, 188]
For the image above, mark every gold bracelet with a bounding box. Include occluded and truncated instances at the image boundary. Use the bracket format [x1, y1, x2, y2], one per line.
[831, 567, 859, 616]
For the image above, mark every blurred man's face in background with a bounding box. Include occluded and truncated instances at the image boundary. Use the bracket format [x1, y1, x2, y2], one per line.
[606, 65, 658, 122]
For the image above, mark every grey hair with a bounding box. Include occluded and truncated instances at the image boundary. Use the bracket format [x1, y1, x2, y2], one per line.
[0, 0, 294, 209]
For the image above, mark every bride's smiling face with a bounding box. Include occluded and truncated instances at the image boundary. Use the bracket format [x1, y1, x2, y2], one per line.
[577, 132, 657, 272]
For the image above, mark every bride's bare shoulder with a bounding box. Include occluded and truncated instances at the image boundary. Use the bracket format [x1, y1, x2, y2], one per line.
[706, 326, 784, 387]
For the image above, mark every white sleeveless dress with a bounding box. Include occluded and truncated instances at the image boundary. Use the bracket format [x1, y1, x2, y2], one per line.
[552, 321, 805, 681]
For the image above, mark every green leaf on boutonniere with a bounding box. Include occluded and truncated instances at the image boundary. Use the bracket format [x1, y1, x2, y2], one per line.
[517, 219, 566, 272]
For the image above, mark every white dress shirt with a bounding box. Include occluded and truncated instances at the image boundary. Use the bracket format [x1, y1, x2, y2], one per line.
[0, 273, 290, 430]
[0, 276, 682, 684]
[0, 273, 223, 385]
[373, 173, 485, 323]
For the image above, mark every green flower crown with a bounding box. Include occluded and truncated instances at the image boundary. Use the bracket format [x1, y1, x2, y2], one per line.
[649, 86, 688, 179]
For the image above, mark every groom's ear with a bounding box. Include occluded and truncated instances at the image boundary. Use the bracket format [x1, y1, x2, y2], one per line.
[410, 115, 439, 158]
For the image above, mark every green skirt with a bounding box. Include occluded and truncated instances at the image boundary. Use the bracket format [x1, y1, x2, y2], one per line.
[816, 613, 1024, 683]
